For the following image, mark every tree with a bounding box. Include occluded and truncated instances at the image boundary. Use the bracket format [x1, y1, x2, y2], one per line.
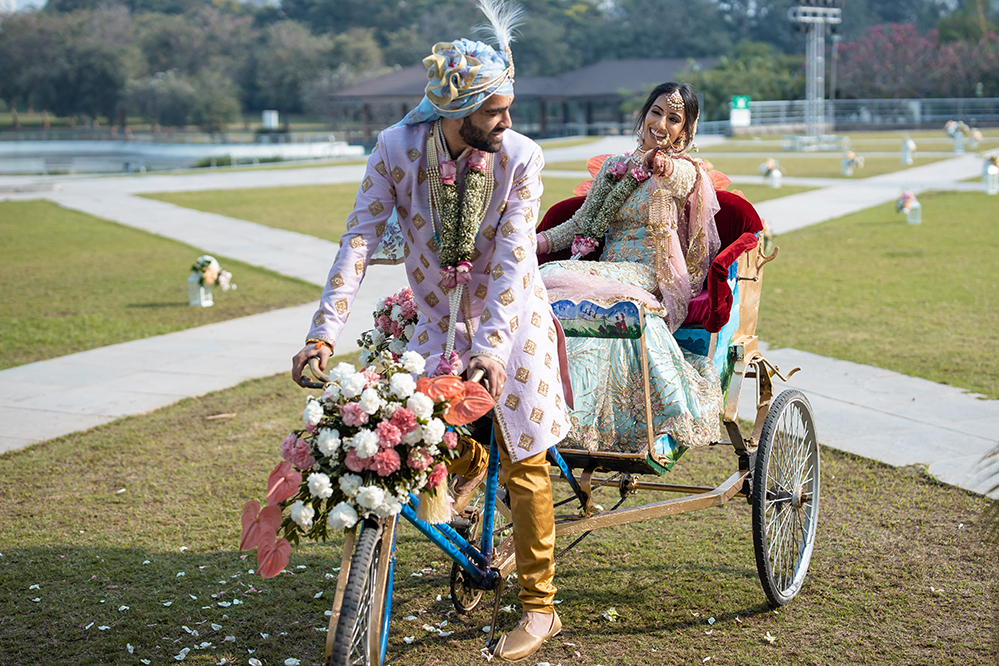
[248, 20, 335, 114]
[190, 71, 241, 134]
[605, 0, 733, 59]
[837, 24, 939, 98]
[124, 69, 197, 126]
[37, 40, 128, 122]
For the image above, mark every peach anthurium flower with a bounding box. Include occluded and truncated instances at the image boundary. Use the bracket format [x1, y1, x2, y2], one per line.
[415, 375, 464, 402]
[706, 169, 732, 192]
[240, 500, 283, 551]
[256, 536, 291, 579]
[444, 381, 495, 426]
[266, 460, 302, 506]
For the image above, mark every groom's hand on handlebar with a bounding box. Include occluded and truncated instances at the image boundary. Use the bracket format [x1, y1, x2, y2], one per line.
[292, 342, 332, 387]
[468, 356, 506, 402]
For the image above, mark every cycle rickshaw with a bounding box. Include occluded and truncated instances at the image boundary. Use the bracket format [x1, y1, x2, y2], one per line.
[309, 189, 820, 666]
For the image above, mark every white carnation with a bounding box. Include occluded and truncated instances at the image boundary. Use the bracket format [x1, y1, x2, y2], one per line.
[401, 351, 425, 374]
[370, 328, 386, 347]
[322, 383, 341, 402]
[355, 485, 385, 511]
[307, 472, 334, 499]
[289, 500, 315, 528]
[391, 304, 403, 321]
[327, 501, 358, 530]
[316, 428, 341, 457]
[401, 424, 423, 446]
[388, 338, 407, 355]
[358, 349, 372, 366]
[352, 429, 380, 459]
[303, 397, 324, 426]
[407, 393, 434, 420]
[330, 362, 357, 382]
[374, 495, 402, 518]
[422, 418, 446, 445]
[339, 474, 363, 498]
[390, 373, 416, 399]
[404, 323, 417, 341]
[380, 402, 399, 420]
[341, 373, 368, 399]
[358, 387, 383, 415]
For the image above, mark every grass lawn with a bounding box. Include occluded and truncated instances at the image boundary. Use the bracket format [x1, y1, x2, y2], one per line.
[758, 190, 999, 399]
[0, 200, 321, 370]
[0, 367, 993, 665]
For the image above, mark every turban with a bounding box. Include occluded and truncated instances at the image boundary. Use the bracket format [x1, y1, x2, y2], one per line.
[393, 38, 514, 127]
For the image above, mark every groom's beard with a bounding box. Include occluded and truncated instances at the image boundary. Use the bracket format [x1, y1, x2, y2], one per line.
[459, 117, 502, 153]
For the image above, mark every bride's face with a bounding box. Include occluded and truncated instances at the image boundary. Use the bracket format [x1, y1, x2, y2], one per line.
[640, 93, 686, 151]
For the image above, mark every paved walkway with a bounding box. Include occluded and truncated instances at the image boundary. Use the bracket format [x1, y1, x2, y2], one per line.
[1, 139, 996, 498]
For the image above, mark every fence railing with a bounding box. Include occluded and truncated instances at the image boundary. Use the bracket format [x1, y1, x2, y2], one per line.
[748, 97, 999, 129]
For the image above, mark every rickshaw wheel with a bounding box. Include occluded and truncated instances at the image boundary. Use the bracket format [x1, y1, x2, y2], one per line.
[328, 518, 388, 666]
[450, 564, 485, 614]
[752, 389, 820, 607]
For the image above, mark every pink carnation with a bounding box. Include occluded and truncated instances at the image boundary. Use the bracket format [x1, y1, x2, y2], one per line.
[344, 448, 369, 473]
[375, 315, 393, 334]
[390, 408, 417, 434]
[443, 431, 458, 450]
[426, 462, 448, 490]
[280, 432, 297, 461]
[407, 447, 432, 471]
[607, 160, 628, 180]
[305, 423, 318, 434]
[290, 440, 316, 471]
[376, 421, 402, 448]
[389, 320, 403, 338]
[399, 299, 418, 320]
[362, 368, 380, 385]
[372, 448, 402, 477]
[341, 402, 369, 427]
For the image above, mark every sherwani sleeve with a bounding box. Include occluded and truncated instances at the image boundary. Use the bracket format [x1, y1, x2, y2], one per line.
[469, 145, 545, 366]
[305, 132, 396, 348]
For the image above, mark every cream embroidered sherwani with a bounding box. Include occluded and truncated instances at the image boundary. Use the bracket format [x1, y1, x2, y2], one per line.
[307, 122, 571, 462]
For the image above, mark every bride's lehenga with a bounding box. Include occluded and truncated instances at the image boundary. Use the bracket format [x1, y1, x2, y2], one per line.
[539, 154, 724, 467]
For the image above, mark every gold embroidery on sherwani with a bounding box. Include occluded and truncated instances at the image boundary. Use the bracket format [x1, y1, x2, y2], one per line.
[418, 167, 428, 185]
[531, 312, 541, 327]
[505, 394, 520, 410]
[330, 273, 344, 289]
[544, 353, 552, 368]
[413, 213, 427, 229]
[312, 311, 325, 327]
[517, 186, 531, 200]
[513, 246, 526, 262]
[524, 207, 533, 224]
[481, 307, 491, 323]
[413, 268, 424, 284]
[354, 259, 365, 275]
[530, 408, 544, 423]
[497, 201, 507, 216]
[501, 220, 515, 237]
[537, 381, 549, 396]
[368, 200, 384, 216]
[515, 367, 530, 383]
[374, 161, 387, 176]
[349, 235, 365, 249]
[472, 248, 481, 261]
[391, 166, 405, 183]
[475, 284, 488, 299]
[361, 176, 373, 192]
[498, 288, 514, 305]
[407, 229, 415, 242]
[510, 316, 519, 332]
[426, 292, 439, 307]
[375, 221, 385, 236]
[418, 331, 428, 345]
[523, 274, 531, 289]
[397, 205, 408, 220]
[487, 331, 503, 347]
[551, 422, 561, 437]
[347, 215, 359, 230]
[524, 339, 536, 355]
[404, 243, 410, 258]
[500, 152, 509, 168]
[518, 434, 535, 451]
[420, 254, 429, 268]
[427, 237, 439, 252]
[389, 185, 396, 198]
[483, 224, 497, 240]
[438, 319, 449, 333]
[407, 148, 421, 162]
[334, 299, 348, 315]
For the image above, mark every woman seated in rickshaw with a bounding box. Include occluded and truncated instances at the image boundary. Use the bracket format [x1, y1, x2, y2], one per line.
[536, 82, 723, 462]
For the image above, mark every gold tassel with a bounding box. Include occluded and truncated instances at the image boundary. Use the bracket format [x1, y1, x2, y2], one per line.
[416, 485, 451, 524]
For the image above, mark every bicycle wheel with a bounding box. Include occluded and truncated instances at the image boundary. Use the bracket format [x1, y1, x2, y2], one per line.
[752, 389, 820, 607]
[328, 518, 388, 666]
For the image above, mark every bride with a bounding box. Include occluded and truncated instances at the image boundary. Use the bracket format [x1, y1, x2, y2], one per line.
[536, 82, 724, 466]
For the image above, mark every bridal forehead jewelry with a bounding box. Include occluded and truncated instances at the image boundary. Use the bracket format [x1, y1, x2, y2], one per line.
[667, 89, 684, 111]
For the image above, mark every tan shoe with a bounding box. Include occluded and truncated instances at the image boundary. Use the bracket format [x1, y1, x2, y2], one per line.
[450, 468, 487, 515]
[492, 610, 562, 662]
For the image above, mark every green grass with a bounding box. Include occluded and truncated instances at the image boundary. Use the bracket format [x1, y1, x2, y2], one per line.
[0, 200, 321, 370]
[538, 136, 602, 150]
[727, 183, 816, 204]
[144, 184, 362, 243]
[757, 190, 999, 398]
[0, 368, 993, 665]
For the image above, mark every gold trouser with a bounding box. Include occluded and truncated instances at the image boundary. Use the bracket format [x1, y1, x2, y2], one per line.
[448, 432, 558, 613]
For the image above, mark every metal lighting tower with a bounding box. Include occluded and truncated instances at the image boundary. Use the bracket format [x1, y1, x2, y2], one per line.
[789, 0, 842, 145]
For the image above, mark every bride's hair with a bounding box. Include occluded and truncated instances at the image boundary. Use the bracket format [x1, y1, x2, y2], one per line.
[633, 82, 699, 147]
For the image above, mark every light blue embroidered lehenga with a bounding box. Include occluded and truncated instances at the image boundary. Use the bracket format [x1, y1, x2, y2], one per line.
[539, 154, 724, 468]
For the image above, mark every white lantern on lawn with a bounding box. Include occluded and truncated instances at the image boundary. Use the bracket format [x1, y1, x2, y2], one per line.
[900, 137, 916, 165]
[188, 272, 214, 307]
[953, 132, 965, 154]
[984, 161, 999, 196]
[906, 200, 922, 225]
[767, 168, 782, 189]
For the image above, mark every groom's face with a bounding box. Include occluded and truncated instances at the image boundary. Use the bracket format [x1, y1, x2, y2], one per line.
[459, 94, 514, 153]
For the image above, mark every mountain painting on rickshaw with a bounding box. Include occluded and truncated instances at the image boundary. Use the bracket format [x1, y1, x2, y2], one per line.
[551, 299, 644, 339]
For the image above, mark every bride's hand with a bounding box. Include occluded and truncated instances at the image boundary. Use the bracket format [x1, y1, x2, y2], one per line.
[646, 148, 672, 178]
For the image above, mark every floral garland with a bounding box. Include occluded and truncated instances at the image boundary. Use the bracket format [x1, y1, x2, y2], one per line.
[239, 352, 494, 578]
[571, 158, 650, 258]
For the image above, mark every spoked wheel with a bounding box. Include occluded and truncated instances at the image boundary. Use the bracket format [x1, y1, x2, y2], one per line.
[450, 511, 484, 614]
[752, 389, 820, 607]
[328, 518, 389, 666]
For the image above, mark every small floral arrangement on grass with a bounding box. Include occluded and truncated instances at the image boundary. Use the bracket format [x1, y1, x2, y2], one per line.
[944, 120, 971, 139]
[842, 151, 865, 170]
[191, 255, 236, 291]
[239, 352, 494, 578]
[571, 157, 651, 258]
[758, 158, 780, 177]
[896, 190, 918, 213]
[356, 287, 419, 364]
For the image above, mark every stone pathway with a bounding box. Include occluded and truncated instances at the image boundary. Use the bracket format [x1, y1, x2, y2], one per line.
[1, 139, 996, 498]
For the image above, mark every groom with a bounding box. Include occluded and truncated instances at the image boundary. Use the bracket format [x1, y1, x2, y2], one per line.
[291, 23, 571, 664]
